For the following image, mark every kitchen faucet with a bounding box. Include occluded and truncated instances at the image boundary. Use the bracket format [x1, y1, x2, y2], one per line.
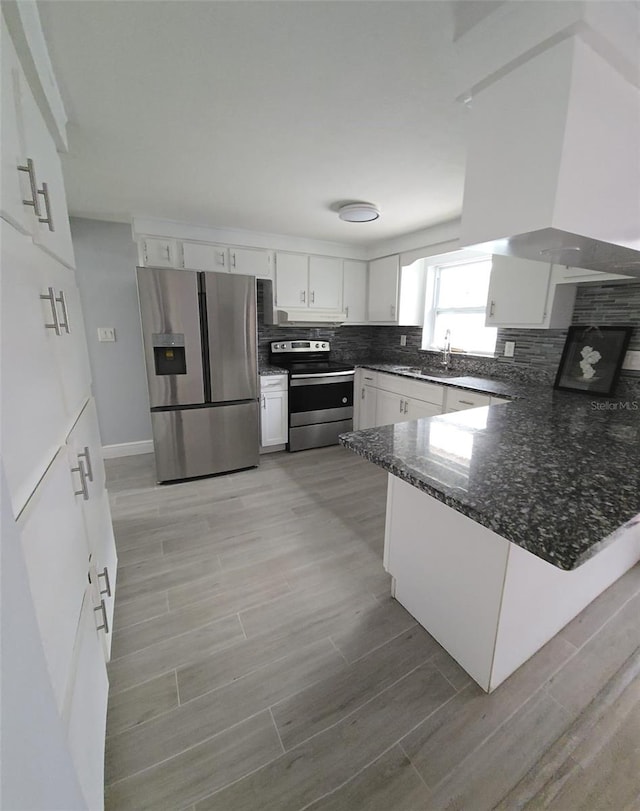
[441, 329, 451, 370]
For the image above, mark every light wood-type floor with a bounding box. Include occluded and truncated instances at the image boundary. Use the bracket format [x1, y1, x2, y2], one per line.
[104, 446, 640, 811]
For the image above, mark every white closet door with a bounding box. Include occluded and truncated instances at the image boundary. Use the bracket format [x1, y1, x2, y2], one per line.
[17, 447, 91, 713]
[0, 222, 68, 515]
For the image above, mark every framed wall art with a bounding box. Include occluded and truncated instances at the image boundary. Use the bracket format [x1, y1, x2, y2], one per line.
[554, 325, 632, 396]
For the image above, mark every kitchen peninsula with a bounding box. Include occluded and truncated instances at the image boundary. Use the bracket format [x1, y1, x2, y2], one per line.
[340, 377, 640, 692]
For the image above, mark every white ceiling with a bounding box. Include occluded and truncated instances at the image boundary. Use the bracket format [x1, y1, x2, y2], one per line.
[38, 1, 470, 245]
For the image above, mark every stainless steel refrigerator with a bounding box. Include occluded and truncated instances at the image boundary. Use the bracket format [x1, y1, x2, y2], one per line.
[136, 267, 259, 482]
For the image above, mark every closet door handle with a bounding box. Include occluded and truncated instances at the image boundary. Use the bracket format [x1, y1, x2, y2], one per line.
[18, 158, 42, 216]
[94, 600, 109, 634]
[97, 567, 111, 597]
[72, 459, 89, 500]
[37, 182, 55, 231]
[40, 287, 61, 335]
[55, 289, 70, 333]
[78, 446, 93, 481]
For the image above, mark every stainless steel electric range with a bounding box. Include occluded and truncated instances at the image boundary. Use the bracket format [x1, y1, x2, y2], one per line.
[269, 340, 355, 452]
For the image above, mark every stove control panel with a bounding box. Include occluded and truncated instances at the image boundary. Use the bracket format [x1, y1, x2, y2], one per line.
[271, 341, 330, 353]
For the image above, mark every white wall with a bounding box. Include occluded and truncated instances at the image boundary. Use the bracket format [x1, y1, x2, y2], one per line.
[71, 218, 152, 448]
[1, 463, 86, 810]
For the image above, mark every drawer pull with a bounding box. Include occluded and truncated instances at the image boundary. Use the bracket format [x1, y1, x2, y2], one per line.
[458, 399, 476, 406]
[94, 599, 109, 634]
[18, 158, 42, 216]
[97, 567, 111, 597]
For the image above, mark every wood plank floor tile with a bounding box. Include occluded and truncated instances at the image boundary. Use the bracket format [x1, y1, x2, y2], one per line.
[329, 596, 415, 664]
[106, 638, 344, 783]
[548, 592, 640, 716]
[112, 591, 169, 632]
[194, 661, 455, 811]
[559, 562, 640, 649]
[303, 745, 431, 811]
[107, 614, 244, 693]
[106, 671, 178, 737]
[114, 556, 221, 602]
[105, 710, 282, 811]
[401, 634, 577, 789]
[272, 626, 442, 750]
[423, 691, 571, 811]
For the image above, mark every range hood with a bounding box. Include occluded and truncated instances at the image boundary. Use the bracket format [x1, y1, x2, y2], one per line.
[272, 309, 347, 327]
[457, 6, 640, 281]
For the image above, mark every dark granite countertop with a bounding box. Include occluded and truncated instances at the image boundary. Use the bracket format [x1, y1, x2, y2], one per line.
[357, 363, 522, 399]
[341, 376, 640, 570]
[259, 365, 288, 376]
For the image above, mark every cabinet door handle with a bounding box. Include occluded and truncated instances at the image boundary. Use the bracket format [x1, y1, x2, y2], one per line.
[361, 387, 365, 400]
[300, 290, 306, 303]
[18, 158, 42, 216]
[37, 182, 55, 231]
[262, 394, 266, 409]
[72, 458, 89, 500]
[310, 290, 315, 303]
[78, 446, 93, 481]
[458, 399, 475, 406]
[345, 306, 349, 318]
[231, 252, 236, 268]
[97, 566, 111, 597]
[55, 289, 70, 333]
[489, 300, 496, 318]
[404, 400, 409, 414]
[165, 244, 171, 261]
[390, 304, 396, 318]
[40, 287, 61, 335]
[399, 399, 404, 413]
[94, 599, 109, 634]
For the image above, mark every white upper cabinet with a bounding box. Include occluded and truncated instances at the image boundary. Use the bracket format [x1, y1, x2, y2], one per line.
[342, 260, 368, 323]
[486, 256, 576, 329]
[141, 237, 179, 267]
[182, 242, 273, 279]
[182, 241, 224, 271]
[229, 247, 272, 280]
[274, 252, 309, 307]
[308, 256, 342, 309]
[368, 255, 399, 322]
[368, 255, 426, 325]
[556, 267, 634, 285]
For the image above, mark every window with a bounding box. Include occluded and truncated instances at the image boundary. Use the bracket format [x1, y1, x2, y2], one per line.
[422, 257, 497, 355]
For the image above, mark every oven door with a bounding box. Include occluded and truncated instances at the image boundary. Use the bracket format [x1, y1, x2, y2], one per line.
[288, 372, 354, 451]
[289, 373, 354, 426]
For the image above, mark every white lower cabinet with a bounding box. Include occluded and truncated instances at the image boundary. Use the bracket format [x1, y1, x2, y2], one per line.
[404, 396, 442, 420]
[260, 375, 288, 449]
[64, 584, 109, 811]
[376, 388, 407, 426]
[17, 446, 91, 714]
[445, 389, 491, 413]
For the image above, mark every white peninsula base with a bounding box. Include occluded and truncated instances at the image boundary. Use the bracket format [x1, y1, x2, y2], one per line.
[384, 474, 640, 692]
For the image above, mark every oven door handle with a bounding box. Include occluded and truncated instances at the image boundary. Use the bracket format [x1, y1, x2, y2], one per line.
[290, 371, 355, 380]
[290, 373, 355, 387]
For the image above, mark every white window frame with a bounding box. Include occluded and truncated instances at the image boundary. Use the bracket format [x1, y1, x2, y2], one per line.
[422, 256, 497, 356]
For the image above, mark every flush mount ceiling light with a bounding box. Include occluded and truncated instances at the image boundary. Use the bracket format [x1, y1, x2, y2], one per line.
[338, 203, 380, 223]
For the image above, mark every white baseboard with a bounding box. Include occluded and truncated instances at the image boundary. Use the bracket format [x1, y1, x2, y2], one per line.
[102, 440, 154, 459]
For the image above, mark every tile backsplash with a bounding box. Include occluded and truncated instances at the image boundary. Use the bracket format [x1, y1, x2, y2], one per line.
[258, 280, 640, 395]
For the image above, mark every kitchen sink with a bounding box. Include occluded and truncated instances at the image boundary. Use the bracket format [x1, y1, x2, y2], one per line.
[394, 367, 457, 380]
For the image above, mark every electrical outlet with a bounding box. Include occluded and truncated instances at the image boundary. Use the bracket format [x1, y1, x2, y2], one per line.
[97, 327, 116, 342]
[504, 340, 515, 358]
[622, 349, 640, 371]
[400, 335, 407, 347]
